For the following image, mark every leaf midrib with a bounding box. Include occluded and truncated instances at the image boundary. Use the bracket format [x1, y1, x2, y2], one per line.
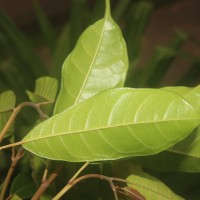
[23, 117, 199, 144]
[74, 10, 109, 105]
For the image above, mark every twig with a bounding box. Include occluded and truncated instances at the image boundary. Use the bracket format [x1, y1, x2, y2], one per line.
[0, 148, 24, 200]
[0, 101, 51, 143]
[53, 162, 90, 200]
[0, 141, 24, 150]
[68, 162, 89, 184]
[31, 165, 63, 200]
[53, 173, 127, 200]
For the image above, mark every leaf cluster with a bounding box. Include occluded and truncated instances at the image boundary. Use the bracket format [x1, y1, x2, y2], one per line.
[0, 0, 200, 200]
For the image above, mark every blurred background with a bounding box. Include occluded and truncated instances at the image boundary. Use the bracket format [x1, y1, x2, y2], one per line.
[0, 0, 200, 199]
[0, 0, 200, 96]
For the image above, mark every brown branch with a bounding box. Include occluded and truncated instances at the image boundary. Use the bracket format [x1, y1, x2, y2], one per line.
[53, 173, 128, 200]
[0, 101, 51, 143]
[0, 148, 24, 200]
[31, 165, 63, 200]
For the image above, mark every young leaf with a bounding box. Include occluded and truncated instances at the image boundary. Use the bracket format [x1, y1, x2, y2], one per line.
[10, 173, 36, 199]
[22, 87, 200, 162]
[10, 195, 22, 200]
[127, 171, 184, 200]
[26, 76, 58, 103]
[54, 0, 128, 114]
[0, 90, 16, 137]
[26, 76, 58, 115]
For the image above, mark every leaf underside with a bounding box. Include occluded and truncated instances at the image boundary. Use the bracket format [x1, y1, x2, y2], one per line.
[53, 6, 128, 114]
[26, 76, 58, 103]
[0, 90, 16, 136]
[135, 86, 200, 172]
[22, 87, 200, 162]
[127, 172, 184, 200]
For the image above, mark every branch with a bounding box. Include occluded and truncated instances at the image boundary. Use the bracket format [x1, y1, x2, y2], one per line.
[53, 162, 90, 200]
[0, 101, 51, 143]
[31, 165, 63, 200]
[53, 173, 128, 200]
[0, 148, 24, 200]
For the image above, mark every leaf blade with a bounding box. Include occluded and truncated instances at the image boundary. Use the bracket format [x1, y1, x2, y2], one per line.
[127, 171, 184, 200]
[26, 76, 58, 103]
[23, 87, 200, 162]
[54, 2, 128, 114]
[0, 90, 16, 136]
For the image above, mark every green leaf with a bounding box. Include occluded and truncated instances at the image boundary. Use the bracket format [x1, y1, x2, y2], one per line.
[135, 126, 200, 172]
[10, 195, 22, 200]
[0, 90, 16, 136]
[26, 76, 58, 115]
[10, 173, 36, 199]
[26, 76, 58, 103]
[54, 0, 128, 114]
[0, 91, 15, 112]
[163, 85, 200, 111]
[134, 86, 200, 172]
[22, 87, 200, 162]
[127, 171, 184, 200]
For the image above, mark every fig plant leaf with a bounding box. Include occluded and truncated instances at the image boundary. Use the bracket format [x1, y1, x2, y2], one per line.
[26, 76, 58, 115]
[10, 173, 36, 199]
[53, 0, 128, 114]
[127, 171, 184, 200]
[26, 76, 58, 103]
[133, 85, 200, 172]
[0, 90, 16, 136]
[135, 126, 200, 172]
[10, 195, 22, 200]
[22, 87, 200, 162]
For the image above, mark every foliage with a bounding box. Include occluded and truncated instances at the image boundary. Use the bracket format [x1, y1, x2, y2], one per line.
[0, 0, 200, 200]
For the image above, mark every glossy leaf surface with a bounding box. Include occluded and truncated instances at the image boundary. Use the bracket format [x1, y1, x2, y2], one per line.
[0, 90, 16, 136]
[127, 171, 184, 200]
[23, 87, 200, 162]
[54, 0, 128, 114]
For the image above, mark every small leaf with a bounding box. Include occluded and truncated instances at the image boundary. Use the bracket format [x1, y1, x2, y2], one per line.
[22, 86, 200, 162]
[10, 173, 36, 199]
[10, 195, 22, 200]
[127, 171, 184, 200]
[54, 0, 128, 114]
[0, 90, 15, 112]
[0, 90, 16, 137]
[26, 76, 58, 115]
[26, 76, 58, 103]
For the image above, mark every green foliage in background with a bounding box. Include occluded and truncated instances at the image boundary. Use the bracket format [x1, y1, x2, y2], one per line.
[0, 0, 200, 199]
